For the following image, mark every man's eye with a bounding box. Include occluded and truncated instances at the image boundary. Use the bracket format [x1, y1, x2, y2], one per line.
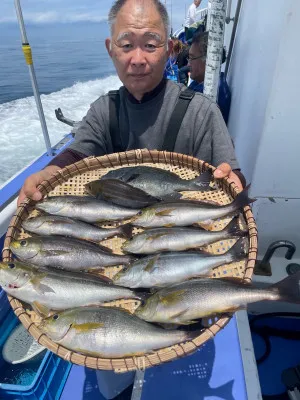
[145, 44, 157, 50]
[122, 44, 133, 50]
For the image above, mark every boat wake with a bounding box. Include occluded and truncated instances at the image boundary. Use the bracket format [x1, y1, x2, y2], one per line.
[0, 75, 121, 186]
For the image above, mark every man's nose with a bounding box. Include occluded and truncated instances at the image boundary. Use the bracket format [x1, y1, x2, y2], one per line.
[130, 47, 146, 67]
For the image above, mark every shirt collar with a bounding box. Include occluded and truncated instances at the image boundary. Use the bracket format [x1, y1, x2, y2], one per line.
[125, 79, 167, 104]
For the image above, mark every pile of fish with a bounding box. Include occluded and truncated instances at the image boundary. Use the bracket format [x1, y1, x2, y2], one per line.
[1, 166, 300, 359]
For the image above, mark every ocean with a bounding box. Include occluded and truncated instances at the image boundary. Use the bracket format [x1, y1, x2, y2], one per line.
[0, 21, 121, 186]
[0, 0, 208, 186]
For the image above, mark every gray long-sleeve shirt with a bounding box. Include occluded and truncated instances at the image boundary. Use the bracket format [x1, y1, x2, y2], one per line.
[68, 79, 239, 170]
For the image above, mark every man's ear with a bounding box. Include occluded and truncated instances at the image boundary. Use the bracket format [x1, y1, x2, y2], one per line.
[105, 38, 112, 57]
[167, 39, 173, 58]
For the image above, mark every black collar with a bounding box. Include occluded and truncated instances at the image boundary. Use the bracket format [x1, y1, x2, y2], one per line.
[125, 79, 167, 104]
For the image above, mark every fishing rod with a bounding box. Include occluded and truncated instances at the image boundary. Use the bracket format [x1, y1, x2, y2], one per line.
[14, 0, 53, 156]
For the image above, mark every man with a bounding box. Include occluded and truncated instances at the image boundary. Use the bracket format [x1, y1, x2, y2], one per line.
[188, 30, 232, 124]
[18, 0, 243, 208]
[184, 0, 202, 40]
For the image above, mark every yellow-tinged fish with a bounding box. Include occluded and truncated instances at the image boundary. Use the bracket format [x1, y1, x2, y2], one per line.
[135, 272, 300, 324]
[39, 306, 201, 358]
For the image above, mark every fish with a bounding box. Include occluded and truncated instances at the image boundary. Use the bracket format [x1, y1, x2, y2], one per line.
[132, 185, 256, 228]
[0, 261, 144, 313]
[85, 179, 160, 208]
[10, 236, 135, 272]
[122, 216, 246, 254]
[22, 215, 133, 242]
[35, 195, 140, 223]
[135, 271, 300, 324]
[100, 166, 213, 199]
[39, 306, 201, 358]
[114, 238, 247, 288]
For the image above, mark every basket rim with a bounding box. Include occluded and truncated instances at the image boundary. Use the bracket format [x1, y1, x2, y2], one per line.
[2, 149, 258, 372]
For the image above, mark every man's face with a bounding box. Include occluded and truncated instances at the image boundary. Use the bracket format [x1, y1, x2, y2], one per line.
[194, 0, 201, 7]
[188, 42, 206, 83]
[106, 0, 172, 101]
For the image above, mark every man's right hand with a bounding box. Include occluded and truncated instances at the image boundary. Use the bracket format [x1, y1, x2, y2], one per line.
[18, 165, 60, 206]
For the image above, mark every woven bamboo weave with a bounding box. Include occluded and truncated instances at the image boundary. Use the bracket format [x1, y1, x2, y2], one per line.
[2, 149, 258, 372]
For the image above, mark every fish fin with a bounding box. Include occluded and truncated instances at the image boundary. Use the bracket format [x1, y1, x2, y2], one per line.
[231, 184, 256, 210]
[225, 216, 247, 237]
[179, 320, 199, 326]
[191, 170, 213, 190]
[270, 270, 300, 303]
[226, 237, 248, 261]
[32, 301, 51, 317]
[163, 223, 176, 228]
[38, 283, 56, 294]
[143, 255, 160, 273]
[88, 272, 113, 284]
[155, 209, 176, 217]
[146, 233, 166, 240]
[31, 273, 56, 294]
[72, 322, 105, 332]
[219, 276, 247, 285]
[160, 289, 188, 306]
[118, 223, 134, 239]
[97, 244, 114, 253]
[126, 174, 141, 183]
[197, 220, 215, 230]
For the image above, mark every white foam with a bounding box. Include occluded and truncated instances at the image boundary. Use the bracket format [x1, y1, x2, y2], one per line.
[0, 75, 122, 186]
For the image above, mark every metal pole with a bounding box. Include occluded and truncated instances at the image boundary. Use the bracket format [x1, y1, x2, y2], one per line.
[225, 0, 243, 79]
[14, 0, 53, 156]
[203, 0, 226, 102]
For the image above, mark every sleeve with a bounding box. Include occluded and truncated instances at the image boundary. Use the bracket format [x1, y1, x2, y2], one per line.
[68, 99, 109, 157]
[48, 149, 87, 168]
[193, 102, 240, 170]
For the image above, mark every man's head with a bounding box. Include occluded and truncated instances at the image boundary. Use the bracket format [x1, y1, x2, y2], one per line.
[188, 31, 208, 83]
[188, 30, 226, 83]
[194, 0, 201, 8]
[106, 0, 173, 101]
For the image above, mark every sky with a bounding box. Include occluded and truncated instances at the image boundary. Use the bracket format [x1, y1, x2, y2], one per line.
[0, 0, 207, 30]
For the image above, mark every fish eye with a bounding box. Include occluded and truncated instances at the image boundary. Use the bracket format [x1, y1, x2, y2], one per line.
[8, 263, 15, 269]
[20, 240, 27, 247]
[53, 314, 59, 320]
[137, 211, 143, 216]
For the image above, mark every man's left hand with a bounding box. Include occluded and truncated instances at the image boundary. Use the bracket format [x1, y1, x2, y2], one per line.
[213, 163, 243, 191]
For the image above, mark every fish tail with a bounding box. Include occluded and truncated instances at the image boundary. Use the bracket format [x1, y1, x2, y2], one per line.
[227, 237, 248, 261]
[118, 223, 134, 239]
[270, 270, 300, 303]
[191, 170, 213, 191]
[225, 216, 247, 238]
[231, 184, 256, 211]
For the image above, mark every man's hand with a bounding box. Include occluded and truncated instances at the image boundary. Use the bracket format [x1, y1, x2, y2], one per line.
[213, 163, 243, 191]
[18, 165, 60, 206]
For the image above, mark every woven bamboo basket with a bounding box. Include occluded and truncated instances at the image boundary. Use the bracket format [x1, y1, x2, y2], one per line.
[2, 149, 257, 372]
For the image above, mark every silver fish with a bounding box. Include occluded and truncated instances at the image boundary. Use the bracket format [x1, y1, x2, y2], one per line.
[114, 238, 246, 288]
[0, 261, 142, 312]
[133, 185, 255, 228]
[122, 216, 246, 254]
[22, 215, 133, 242]
[135, 271, 300, 324]
[39, 306, 199, 358]
[101, 166, 213, 199]
[10, 236, 135, 272]
[85, 179, 160, 208]
[36, 196, 139, 223]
